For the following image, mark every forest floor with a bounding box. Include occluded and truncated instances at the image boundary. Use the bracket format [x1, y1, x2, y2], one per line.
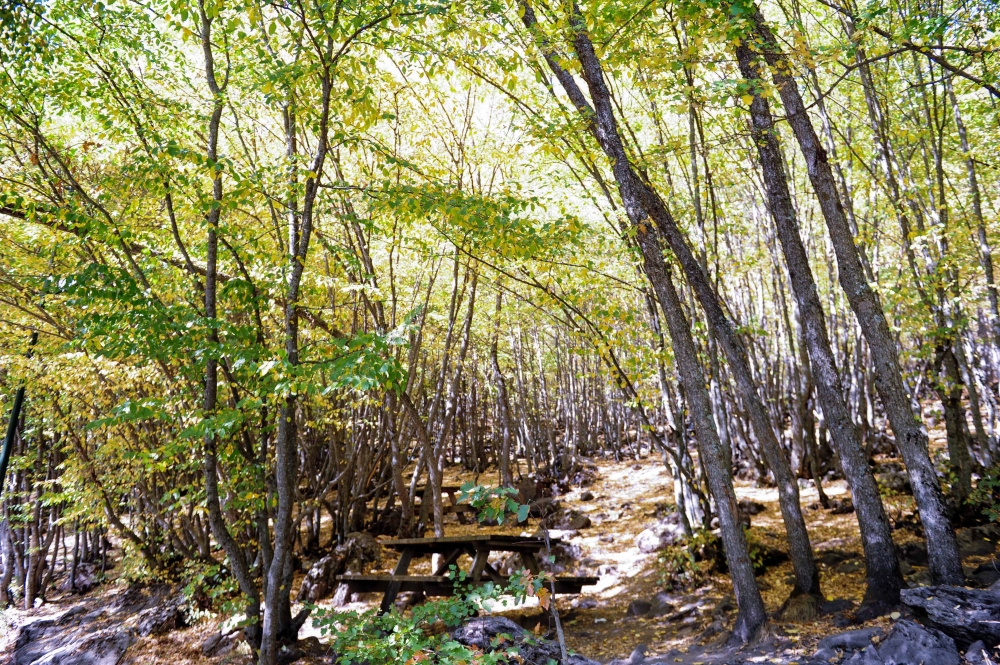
[2, 451, 992, 665]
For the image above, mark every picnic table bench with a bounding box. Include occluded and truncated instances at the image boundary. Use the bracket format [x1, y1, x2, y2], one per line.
[337, 534, 598, 613]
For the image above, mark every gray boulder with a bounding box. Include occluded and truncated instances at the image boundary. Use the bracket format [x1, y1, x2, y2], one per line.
[14, 624, 134, 665]
[811, 647, 839, 662]
[965, 640, 989, 664]
[451, 616, 599, 665]
[875, 471, 911, 495]
[635, 520, 685, 553]
[135, 600, 185, 637]
[900, 585, 1000, 647]
[626, 600, 652, 617]
[817, 627, 883, 652]
[298, 554, 345, 602]
[844, 646, 884, 665]
[879, 619, 960, 665]
[957, 525, 1000, 558]
[299, 532, 383, 602]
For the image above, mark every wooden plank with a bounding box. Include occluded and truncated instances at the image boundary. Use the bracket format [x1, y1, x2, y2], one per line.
[338, 573, 598, 596]
[383, 534, 558, 551]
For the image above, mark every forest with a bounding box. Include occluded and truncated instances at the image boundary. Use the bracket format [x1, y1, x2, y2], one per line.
[1, 0, 999, 663]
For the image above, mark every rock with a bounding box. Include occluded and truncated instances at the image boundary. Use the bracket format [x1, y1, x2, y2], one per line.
[60, 562, 99, 594]
[394, 590, 426, 612]
[136, 600, 186, 636]
[634, 520, 686, 553]
[844, 645, 885, 664]
[957, 525, 1000, 557]
[580, 491, 595, 501]
[907, 568, 932, 588]
[331, 582, 352, 606]
[14, 625, 135, 665]
[819, 598, 856, 615]
[635, 528, 668, 553]
[648, 591, 675, 617]
[830, 498, 855, 514]
[898, 542, 928, 566]
[738, 499, 766, 515]
[543, 508, 591, 530]
[712, 593, 737, 618]
[298, 554, 345, 602]
[817, 547, 854, 567]
[627, 600, 652, 617]
[876, 471, 912, 495]
[572, 597, 598, 609]
[529, 497, 561, 518]
[965, 640, 989, 664]
[879, 619, 961, 665]
[338, 532, 382, 573]
[836, 559, 864, 574]
[900, 585, 1000, 648]
[451, 616, 600, 665]
[818, 627, 883, 652]
[628, 645, 647, 664]
[811, 647, 839, 661]
[503, 541, 582, 575]
[299, 533, 382, 602]
[626, 593, 674, 618]
[970, 562, 1000, 588]
[202, 631, 240, 657]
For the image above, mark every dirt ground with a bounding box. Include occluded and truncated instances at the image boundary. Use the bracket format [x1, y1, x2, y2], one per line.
[1, 441, 991, 665]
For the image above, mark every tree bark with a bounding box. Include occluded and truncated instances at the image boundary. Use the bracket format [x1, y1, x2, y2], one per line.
[522, 3, 770, 640]
[735, 42, 904, 614]
[743, 5, 964, 586]
[523, 0, 819, 604]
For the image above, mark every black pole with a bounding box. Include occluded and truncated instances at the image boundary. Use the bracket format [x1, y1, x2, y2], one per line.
[0, 332, 38, 498]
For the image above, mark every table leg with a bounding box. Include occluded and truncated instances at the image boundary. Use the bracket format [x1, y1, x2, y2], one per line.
[379, 549, 414, 615]
[469, 549, 490, 583]
[432, 548, 464, 576]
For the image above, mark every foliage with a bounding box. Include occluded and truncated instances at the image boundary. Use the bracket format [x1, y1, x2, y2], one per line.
[969, 466, 1000, 523]
[312, 484, 550, 665]
[656, 528, 719, 590]
[459, 483, 530, 525]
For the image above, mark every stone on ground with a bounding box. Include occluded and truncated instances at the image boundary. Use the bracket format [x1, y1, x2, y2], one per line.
[900, 585, 1000, 647]
[878, 619, 960, 665]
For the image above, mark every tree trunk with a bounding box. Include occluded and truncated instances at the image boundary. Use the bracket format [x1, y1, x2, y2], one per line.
[521, 4, 770, 640]
[492, 291, 515, 487]
[736, 42, 904, 615]
[743, 6, 964, 586]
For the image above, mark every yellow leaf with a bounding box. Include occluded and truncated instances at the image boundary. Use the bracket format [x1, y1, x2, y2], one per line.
[741, 94, 754, 105]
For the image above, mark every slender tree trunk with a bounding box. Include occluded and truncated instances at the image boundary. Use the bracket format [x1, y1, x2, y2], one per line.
[197, 5, 264, 648]
[522, 4, 769, 640]
[492, 291, 515, 487]
[743, 6, 964, 586]
[522, 1, 818, 605]
[736, 43, 904, 615]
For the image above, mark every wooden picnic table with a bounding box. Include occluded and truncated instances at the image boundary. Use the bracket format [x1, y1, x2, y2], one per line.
[337, 534, 598, 613]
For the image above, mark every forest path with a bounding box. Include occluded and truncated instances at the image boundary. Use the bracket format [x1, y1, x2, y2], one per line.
[2, 454, 987, 665]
